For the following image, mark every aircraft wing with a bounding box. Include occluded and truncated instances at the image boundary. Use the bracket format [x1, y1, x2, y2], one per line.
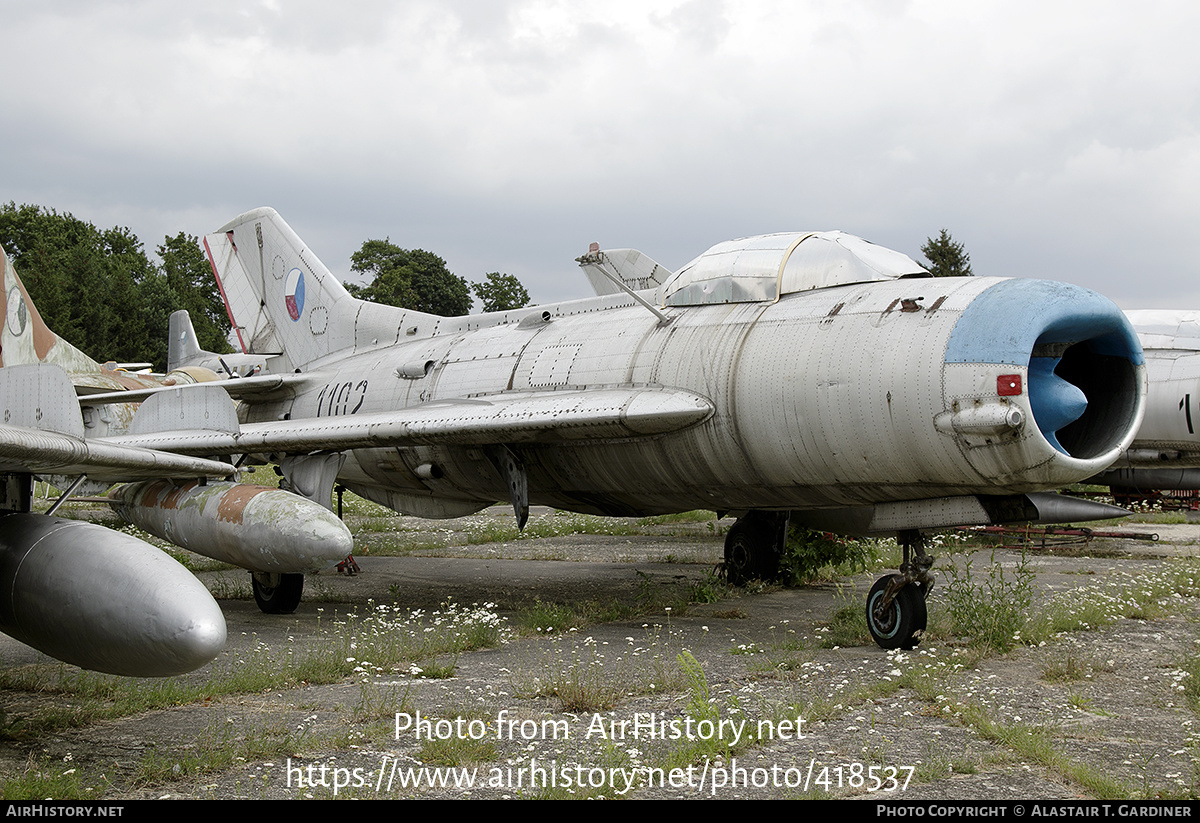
[0, 364, 235, 481]
[101, 385, 715, 455]
[0, 423, 237, 480]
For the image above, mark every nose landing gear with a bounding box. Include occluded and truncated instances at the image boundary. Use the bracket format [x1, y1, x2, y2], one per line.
[866, 529, 934, 650]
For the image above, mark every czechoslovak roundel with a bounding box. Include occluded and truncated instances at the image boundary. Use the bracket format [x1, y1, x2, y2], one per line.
[285, 267, 305, 321]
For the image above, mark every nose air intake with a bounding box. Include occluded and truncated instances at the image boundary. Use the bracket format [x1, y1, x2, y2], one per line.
[946, 278, 1144, 463]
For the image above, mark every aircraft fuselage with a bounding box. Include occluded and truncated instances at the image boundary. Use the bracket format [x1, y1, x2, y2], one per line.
[238, 276, 1141, 519]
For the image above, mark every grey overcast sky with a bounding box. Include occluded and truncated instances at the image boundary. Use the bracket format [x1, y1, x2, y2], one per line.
[2, 0, 1197, 309]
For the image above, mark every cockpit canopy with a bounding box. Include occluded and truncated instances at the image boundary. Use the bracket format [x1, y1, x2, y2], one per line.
[659, 231, 929, 307]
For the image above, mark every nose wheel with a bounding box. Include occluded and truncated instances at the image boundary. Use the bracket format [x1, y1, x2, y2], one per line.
[866, 530, 933, 650]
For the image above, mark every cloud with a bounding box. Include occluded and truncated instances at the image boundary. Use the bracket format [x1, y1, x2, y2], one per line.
[1, 0, 1198, 305]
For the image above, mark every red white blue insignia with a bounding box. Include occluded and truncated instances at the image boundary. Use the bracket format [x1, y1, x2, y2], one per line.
[284, 267, 305, 321]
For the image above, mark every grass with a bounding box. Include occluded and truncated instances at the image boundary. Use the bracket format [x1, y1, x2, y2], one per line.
[513, 627, 685, 713]
[350, 506, 725, 557]
[954, 702, 1135, 798]
[0, 601, 511, 741]
[1024, 559, 1200, 644]
[817, 590, 871, 648]
[15, 489, 1200, 799]
[1042, 652, 1114, 683]
[416, 709, 499, 766]
[134, 715, 328, 785]
[1, 755, 103, 800]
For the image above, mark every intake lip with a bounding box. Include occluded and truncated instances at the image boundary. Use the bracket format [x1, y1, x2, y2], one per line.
[945, 278, 1145, 463]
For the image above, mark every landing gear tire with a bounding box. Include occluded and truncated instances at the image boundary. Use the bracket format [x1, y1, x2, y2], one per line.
[252, 572, 304, 614]
[722, 513, 786, 585]
[723, 522, 756, 586]
[866, 575, 927, 650]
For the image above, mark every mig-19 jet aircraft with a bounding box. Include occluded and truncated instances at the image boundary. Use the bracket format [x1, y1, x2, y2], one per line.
[87, 207, 1145, 653]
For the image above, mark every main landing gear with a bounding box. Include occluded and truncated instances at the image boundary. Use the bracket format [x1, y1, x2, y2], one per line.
[722, 511, 789, 586]
[251, 572, 305, 614]
[865, 529, 934, 650]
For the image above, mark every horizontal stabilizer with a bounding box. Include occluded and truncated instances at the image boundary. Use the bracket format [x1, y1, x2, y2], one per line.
[0, 365, 236, 480]
[130, 384, 241, 436]
[0, 364, 84, 438]
[78, 371, 308, 404]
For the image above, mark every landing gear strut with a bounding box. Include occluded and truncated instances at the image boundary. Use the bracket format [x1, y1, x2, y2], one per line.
[723, 511, 789, 585]
[866, 529, 934, 650]
[252, 572, 304, 614]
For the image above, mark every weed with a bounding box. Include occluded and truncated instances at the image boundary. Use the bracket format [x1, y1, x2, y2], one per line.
[637, 510, 717, 525]
[1, 754, 102, 800]
[688, 571, 730, 604]
[1042, 653, 1100, 683]
[778, 527, 877, 586]
[915, 741, 953, 782]
[517, 600, 582, 635]
[412, 658, 457, 679]
[679, 650, 716, 722]
[515, 629, 684, 712]
[1066, 693, 1105, 714]
[954, 702, 1135, 798]
[818, 602, 870, 648]
[418, 722, 498, 766]
[135, 715, 316, 785]
[937, 549, 1034, 652]
[354, 680, 412, 723]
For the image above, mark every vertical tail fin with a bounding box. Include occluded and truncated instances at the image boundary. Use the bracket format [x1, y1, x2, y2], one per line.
[0, 244, 102, 373]
[203, 208, 359, 372]
[203, 208, 443, 372]
[167, 309, 272, 376]
[167, 310, 204, 372]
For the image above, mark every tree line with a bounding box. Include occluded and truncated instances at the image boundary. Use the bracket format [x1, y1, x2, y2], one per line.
[0, 203, 233, 369]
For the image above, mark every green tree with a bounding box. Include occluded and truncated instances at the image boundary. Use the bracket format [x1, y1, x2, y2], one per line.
[158, 232, 233, 356]
[0, 203, 232, 369]
[346, 239, 471, 316]
[0, 203, 151, 362]
[471, 272, 530, 312]
[920, 229, 973, 277]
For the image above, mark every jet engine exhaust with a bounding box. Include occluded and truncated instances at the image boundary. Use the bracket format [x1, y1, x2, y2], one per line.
[0, 513, 226, 677]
